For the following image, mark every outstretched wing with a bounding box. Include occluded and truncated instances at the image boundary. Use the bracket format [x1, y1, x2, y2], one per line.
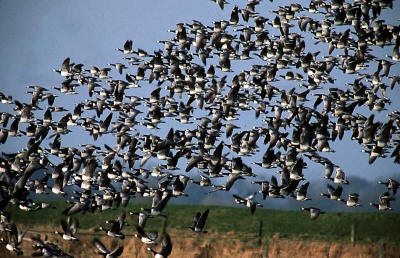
[160, 233, 172, 257]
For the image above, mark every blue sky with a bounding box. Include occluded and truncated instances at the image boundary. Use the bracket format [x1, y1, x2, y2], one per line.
[0, 1, 399, 211]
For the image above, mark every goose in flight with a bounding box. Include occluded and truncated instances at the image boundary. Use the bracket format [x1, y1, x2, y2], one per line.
[135, 225, 158, 244]
[233, 192, 262, 214]
[189, 208, 209, 233]
[148, 233, 173, 258]
[320, 183, 343, 201]
[301, 207, 325, 220]
[342, 193, 361, 207]
[55, 216, 79, 241]
[130, 210, 153, 229]
[370, 192, 395, 211]
[332, 168, 349, 184]
[210, 173, 244, 192]
[378, 178, 400, 195]
[294, 181, 311, 201]
[99, 212, 126, 239]
[5, 223, 26, 255]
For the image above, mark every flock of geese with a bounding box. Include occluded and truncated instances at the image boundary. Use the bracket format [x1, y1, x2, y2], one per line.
[1, 0, 400, 256]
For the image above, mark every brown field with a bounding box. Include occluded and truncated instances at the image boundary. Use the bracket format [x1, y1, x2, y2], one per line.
[2, 226, 399, 258]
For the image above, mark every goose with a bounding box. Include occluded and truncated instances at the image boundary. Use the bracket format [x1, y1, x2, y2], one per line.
[99, 213, 126, 239]
[130, 210, 153, 229]
[268, 175, 284, 198]
[93, 238, 124, 258]
[301, 207, 324, 220]
[116, 39, 133, 54]
[189, 209, 209, 233]
[55, 216, 79, 241]
[0, 91, 12, 104]
[378, 178, 400, 195]
[342, 193, 361, 207]
[62, 200, 90, 216]
[210, 173, 244, 192]
[190, 173, 213, 187]
[172, 175, 189, 196]
[295, 181, 311, 201]
[143, 189, 171, 216]
[332, 168, 349, 184]
[29, 236, 71, 257]
[233, 192, 262, 214]
[53, 57, 72, 77]
[251, 180, 269, 200]
[278, 166, 300, 196]
[135, 225, 158, 244]
[5, 223, 26, 255]
[369, 192, 395, 211]
[320, 184, 343, 201]
[8, 116, 21, 137]
[148, 233, 173, 258]
[108, 63, 127, 74]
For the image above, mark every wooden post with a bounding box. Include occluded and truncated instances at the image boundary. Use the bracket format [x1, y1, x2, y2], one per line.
[263, 238, 269, 258]
[350, 224, 355, 245]
[379, 242, 386, 258]
[258, 220, 263, 246]
[162, 215, 168, 234]
[206, 243, 210, 258]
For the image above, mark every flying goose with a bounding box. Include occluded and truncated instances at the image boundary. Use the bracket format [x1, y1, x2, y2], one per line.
[55, 216, 79, 241]
[143, 189, 171, 216]
[210, 173, 244, 192]
[332, 168, 349, 184]
[233, 192, 262, 214]
[29, 236, 71, 257]
[320, 184, 343, 201]
[99, 212, 126, 239]
[172, 175, 189, 196]
[5, 223, 26, 255]
[108, 63, 128, 74]
[147, 233, 173, 258]
[342, 193, 361, 207]
[301, 207, 325, 220]
[135, 225, 158, 244]
[129, 210, 153, 229]
[189, 209, 209, 233]
[295, 181, 311, 201]
[53, 57, 72, 77]
[116, 39, 133, 54]
[369, 192, 395, 211]
[378, 178, 400, 195]
[251, 180, 269, 200]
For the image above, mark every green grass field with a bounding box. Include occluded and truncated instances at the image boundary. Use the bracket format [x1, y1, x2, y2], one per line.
[6, 202, 400, 243]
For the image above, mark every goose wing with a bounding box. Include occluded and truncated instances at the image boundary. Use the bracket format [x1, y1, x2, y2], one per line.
[110, 246, 124, 257]
[69, 218, 79, 236]
[93, 238, 110, 254]
[196, 209, 209, 231]
[298, 181, 309, 195]
[159, 233, 172, 257]
[60, 219, 69, 234]
[193, 212, 201, 228]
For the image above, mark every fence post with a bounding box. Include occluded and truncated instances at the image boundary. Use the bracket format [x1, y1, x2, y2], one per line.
[263, 238, 269, 258]
[379, 242, 386, 258]
[161, 215, 168, 234]
[258, 220, 263, 246]
[206, 243, 210, 258]
[350, 224, 355, 245]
